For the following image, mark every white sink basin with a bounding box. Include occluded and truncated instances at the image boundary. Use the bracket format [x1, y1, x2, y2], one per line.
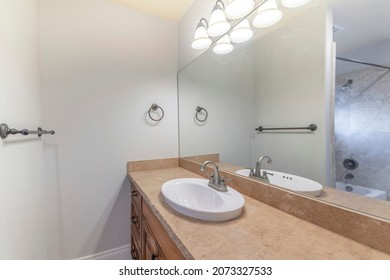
[235, 169, 323, 197]
[161, 178, 245, 222]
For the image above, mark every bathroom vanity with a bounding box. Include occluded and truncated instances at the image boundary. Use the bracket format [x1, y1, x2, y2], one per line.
[130, 182, 185, 260]
[128, 158, 390, 260]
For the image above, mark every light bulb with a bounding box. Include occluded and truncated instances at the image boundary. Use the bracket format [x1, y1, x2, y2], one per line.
[208, 3, 231, 37]
[281, 0, 312, 8]
[253, 0, 283, 28]
[225, 0, 255, 19]
[213, 35, 234, 54]
[229, 19, 253, 43]
[191, 19, 212, 50]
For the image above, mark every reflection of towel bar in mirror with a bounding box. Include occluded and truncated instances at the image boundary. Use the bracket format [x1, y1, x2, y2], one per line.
[255, 124, 317, 132]
[0, 123, 55, 139]
[195, 106, 208, 122]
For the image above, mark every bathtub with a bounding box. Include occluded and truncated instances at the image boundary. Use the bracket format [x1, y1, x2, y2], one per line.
[335, 182, 387, 201]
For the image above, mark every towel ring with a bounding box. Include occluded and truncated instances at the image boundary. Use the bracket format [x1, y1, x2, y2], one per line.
[196, 106, 208, 122]
[148, 103, 164, 121]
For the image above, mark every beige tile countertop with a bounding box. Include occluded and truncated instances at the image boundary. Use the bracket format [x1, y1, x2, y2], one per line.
[128, 166, 390, 260]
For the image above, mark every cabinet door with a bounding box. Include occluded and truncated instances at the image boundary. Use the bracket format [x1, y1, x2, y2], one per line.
[143, 222, 166, 260]
[131, 184, 142, 209]
[131, 200, 141, 238]
[142, 202, 185, 260]
[130, 232, 141, 260]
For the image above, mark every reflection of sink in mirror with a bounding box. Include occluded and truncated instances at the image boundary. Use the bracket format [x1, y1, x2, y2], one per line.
[161, 178, 245, 222]
[335, 182, 387, 201]
[235, 169, 323, 197]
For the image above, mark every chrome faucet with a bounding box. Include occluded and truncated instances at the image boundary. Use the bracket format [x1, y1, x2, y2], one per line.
[200, 161, 228, 192]
[250, 156, 273, 183]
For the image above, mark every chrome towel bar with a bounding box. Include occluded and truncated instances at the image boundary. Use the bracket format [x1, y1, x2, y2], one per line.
[255, 124, 317, 132]
[0, 123, 55, 139]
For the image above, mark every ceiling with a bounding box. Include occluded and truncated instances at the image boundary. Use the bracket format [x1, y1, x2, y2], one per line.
[330, 0, 390, 73]
[111, 0, 196, 21]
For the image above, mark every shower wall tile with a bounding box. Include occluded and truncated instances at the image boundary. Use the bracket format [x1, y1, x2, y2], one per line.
[335, 67, 390, 200]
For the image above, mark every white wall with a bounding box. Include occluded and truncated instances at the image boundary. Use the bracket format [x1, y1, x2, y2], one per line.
[251, 4, 333, 185]
[0, 0, 47, 259]
[39, 0, 178, 259]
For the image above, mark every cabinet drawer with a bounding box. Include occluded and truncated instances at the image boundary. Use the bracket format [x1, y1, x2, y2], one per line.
[143, 202, 185, 260]
[131, 184, 142, 210]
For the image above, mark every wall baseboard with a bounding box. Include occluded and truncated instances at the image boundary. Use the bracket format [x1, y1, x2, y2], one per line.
[77, 244, 131, 260]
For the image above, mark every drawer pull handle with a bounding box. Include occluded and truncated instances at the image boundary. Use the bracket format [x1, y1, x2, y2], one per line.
[131, 216, 138, 224]
[132, 190, 139, 197]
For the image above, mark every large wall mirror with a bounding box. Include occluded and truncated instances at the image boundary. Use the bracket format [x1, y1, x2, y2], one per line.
[178, 0, 390, 220]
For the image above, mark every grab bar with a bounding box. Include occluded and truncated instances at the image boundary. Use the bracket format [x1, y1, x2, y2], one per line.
[0, 123, 55, 139]
[255, 124, 317, 132]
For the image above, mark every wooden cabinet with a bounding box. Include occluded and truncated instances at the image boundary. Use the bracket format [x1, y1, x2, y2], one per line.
[130, 184, 142, 259]
[130, 184, 185, 260]
[143, 221, 166, 260]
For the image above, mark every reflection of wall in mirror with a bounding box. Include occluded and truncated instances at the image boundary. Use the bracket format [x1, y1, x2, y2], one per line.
[179, 46, 256, 167]
[250, 4, 333, 186]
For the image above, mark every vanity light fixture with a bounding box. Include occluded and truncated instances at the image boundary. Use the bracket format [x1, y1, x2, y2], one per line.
[229, 19, 253, 43]
[253, 0, 283, 28]
[191, 18, 212, 50]
[208, 0, 231, 37]
[225, 0, 255, 19]
[213, 35, 234, 54]
[281, 0, 312, 8]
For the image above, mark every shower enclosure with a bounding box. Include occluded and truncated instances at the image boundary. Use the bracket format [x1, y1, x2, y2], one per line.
[334, 58, 390, 200]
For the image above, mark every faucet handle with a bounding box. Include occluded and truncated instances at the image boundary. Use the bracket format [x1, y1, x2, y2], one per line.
[220, 177, 232, 184]
[261, 171, 274, 183]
